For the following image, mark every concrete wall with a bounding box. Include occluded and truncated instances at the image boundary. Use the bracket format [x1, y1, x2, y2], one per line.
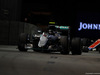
[0, 20, 9, 44]
[0, 0, 22, 21]
[0, 20, 39, 45]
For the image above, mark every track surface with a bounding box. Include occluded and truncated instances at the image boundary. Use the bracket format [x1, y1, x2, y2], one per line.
[0, 45, 100, 75]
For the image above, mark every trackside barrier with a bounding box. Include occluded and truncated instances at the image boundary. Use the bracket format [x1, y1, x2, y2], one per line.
[0, 20, 39, 45]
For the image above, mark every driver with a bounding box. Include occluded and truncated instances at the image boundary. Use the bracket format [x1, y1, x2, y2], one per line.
[48, 26, 60, 41]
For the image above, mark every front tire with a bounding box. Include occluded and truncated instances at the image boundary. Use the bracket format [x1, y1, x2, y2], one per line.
[18, 43, 27, 52]
[18, 33, 28, 52]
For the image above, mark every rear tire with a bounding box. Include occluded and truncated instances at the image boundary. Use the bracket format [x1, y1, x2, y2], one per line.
[18, 33, 28, 52]
[71, 37, 82, 55]
[60, 36, 69, 55]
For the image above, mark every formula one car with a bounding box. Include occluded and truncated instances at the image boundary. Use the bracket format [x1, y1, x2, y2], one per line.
[88, 39, 100, 53]
[18, 25, 82, 55]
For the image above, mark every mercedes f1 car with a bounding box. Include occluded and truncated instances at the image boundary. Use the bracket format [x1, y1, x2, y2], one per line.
[18, 25, 82, 55]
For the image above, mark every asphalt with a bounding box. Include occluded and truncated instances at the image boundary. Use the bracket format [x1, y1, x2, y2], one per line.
[0, 45, 100, 75]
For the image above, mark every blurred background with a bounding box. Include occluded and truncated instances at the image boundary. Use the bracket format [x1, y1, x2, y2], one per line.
[0, 0, 100, 45]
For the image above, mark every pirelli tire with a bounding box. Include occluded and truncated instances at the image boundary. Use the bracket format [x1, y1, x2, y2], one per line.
[18, 33, 27, 52]
[60, 36, 69, 55]
[71, 37, 82, 55]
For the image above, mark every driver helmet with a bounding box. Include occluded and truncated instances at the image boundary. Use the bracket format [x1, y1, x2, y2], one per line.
[48, 29, 54, 35]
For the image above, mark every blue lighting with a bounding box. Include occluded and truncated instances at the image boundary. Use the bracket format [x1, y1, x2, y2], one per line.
[78, 22, 100, 31]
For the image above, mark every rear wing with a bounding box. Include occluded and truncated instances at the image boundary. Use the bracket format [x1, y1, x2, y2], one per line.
[55, 25, 70, 30]
[48, 25, 70, 30]
[48, 25, 70, 36]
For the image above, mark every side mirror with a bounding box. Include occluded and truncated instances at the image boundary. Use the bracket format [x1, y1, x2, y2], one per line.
[38, 30, 42, 33]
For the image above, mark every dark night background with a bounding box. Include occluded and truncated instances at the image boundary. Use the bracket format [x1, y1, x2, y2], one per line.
[0, 0, 100, 25]
[21, 1, 98, 24]
[22, 1, 100, 39]
[0, 0, 100, 42]
[21, 0, 74, 25]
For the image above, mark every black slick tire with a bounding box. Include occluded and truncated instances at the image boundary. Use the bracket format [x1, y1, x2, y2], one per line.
[60, 36, 69, 55]
[18, 33, 27, 52]
[71, 37, 82, 55]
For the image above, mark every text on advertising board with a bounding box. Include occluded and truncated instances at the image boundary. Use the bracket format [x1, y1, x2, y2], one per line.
[78, 22, 100, 31]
